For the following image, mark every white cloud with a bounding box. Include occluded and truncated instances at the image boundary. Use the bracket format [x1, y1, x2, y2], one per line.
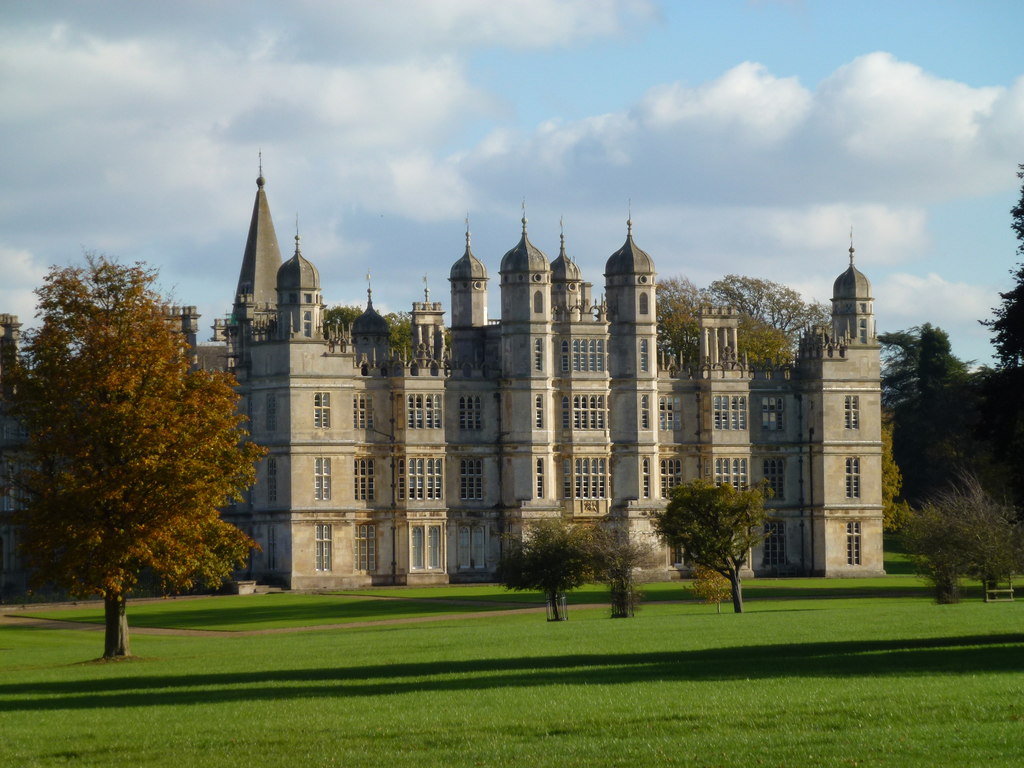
[877, 272, 994, 326]
[639, 61, 811, 144]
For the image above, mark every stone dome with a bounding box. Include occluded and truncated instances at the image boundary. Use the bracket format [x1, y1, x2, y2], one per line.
[450, 238, 488, 281]
[352, 300, 389, 336]
[605, 221, 654, 276]
[499, 218, 550, 274]
[551, 236, 582, 282]
[833, 247, 872, 299]
[276, 235, 320, 292]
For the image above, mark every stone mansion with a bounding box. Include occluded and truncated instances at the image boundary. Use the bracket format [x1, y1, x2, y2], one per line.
[0, 174, 884, 595]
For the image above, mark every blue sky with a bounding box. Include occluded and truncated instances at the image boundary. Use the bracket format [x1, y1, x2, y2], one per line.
[1, 0, 1022, 364]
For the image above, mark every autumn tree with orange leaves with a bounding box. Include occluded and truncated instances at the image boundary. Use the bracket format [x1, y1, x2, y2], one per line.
[6, 256, 263, 659]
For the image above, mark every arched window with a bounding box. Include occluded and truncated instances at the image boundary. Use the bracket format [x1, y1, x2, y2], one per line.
[639, 292, 649, 315]
[534, 290, 543, 314]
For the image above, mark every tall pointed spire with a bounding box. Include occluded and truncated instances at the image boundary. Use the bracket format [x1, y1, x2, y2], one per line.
[235, 170, 283, 307]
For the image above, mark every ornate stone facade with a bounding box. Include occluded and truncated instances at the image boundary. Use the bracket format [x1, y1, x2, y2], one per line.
[223, 176, 884, 588]
[0, 175, 884, 596]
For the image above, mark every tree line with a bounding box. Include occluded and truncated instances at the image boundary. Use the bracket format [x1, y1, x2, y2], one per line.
[880, 166, 1024, 601]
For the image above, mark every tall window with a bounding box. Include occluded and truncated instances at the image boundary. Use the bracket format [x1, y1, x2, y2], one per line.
[355, 524, 376, 571]
[314, 457, 331, 500]
[561, 395, 571, 429]
[459, 459, 483, 501]
[563, 457, 608, 499]
[406, 458, 444, 500]
[267, 526, 277, 570]
[411, 526, 423, 569]
[638, 292, 649, 315]
[763, 521, 787, 567]
[353, 395, 373, 429]
[354, 458, 375, 501]
[408, 394, 442, 428]
[266, 394, 277, 432]
[458, 526, 486, 569]
[858, 319, 868, 344]
[844, 395, 860, 430]
[642, 458, 651, 499]
[315, 524, 332, 571]
[560, 340, 570, 372]
[763, 458, 785, 500]
[266, 457, 277, 503]
[713, 395, 747, 430]
[533, 290, 543, 315]
[536, 458, 545, 498]
[459, 395, 482, 430]
[660, 458, 682, 497]
[535, 395, 544, 428]
[534, 338, 543, 371]
[845, 457, 861, 498]
[572, 394, 606, 429]
[639, 339, 649, 372]
[313, 392, 331, 429]
[640, 395, 650, 429]
[303, 310, 313, 337]
[659, 396, 681, 431]
[761, 397, 784, 431]
[411, 524, 443, 570]
[570, 339, 606, 372]
[846, 521, 862, 565]
[714, 457, 748, 489]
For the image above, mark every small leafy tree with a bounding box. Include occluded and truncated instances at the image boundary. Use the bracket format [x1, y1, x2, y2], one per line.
[905, 474, 1023, 603]
[590, 526, 655, 618]
[881, 415, 912, 531]
[6, 256, 263, 658]
[496, 519, 595, 620]
[690, 564, 731, 614]
[653, 479, 768, 613]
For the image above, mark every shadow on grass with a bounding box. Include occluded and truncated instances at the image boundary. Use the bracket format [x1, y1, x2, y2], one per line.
[3, 633, 1022, 712]
[26, 598, 526, 630]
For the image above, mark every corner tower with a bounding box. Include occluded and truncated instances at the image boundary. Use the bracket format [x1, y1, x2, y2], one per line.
[604, 219, 659, 513]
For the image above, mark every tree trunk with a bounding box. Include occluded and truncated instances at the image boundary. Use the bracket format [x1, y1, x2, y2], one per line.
[728, 569, 744, 613]
[104, 592, 130, 658]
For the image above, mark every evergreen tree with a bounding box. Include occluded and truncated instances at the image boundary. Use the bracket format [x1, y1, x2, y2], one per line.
[978, 164, 1024, 507]
[879, 324, 979, 506]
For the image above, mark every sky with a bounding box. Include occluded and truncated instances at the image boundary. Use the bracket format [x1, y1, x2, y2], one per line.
[2, 0, 1022, 364]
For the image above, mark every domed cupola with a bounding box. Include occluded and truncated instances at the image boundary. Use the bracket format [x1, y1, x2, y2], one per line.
[833, 249, 872, 300]
[605, 219, 654, 278]
[276, 234, 320, 293]
[275, 233, 322, 339]
[352, 294, 390, 337]
[551, 231, 582, 283]
[449, 225, 489, 331]
[500, 216, 551, 276]
[831, 240, 875, 345]
[352, 283, 391, 363]
[450, 229, 488, 281]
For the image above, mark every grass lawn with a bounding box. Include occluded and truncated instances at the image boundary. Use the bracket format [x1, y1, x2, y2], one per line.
[3, 587, 1023, 767]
